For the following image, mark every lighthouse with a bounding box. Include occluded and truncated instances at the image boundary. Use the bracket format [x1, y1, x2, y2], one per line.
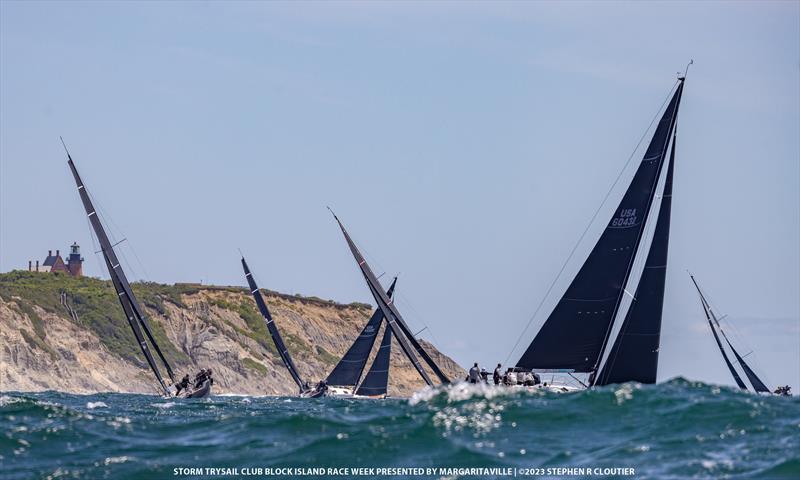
[67, 242, 84, 277]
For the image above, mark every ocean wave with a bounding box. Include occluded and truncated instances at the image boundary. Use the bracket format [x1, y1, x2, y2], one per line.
[1, 381, 798, 479]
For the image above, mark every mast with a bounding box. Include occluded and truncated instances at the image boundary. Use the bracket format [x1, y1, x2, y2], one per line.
[595, 123, 678, 385]
[329, 209, 439, 386]
[64, 142, 173, 395]
[355, 323, 393, 397]
[326, 278, 396, 388]
[691, 276, 770, 393]
[241, 257, 307, 392]
[516, 80, 685, 376]
[690, 275, 748, 390]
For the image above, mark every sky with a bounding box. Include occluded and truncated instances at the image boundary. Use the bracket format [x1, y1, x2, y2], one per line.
[1, 1, 798, 391]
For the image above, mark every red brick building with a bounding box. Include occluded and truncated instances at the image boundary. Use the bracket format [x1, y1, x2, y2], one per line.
[29, 243, 84, 277]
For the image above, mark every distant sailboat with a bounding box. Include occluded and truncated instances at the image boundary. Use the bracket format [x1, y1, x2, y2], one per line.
[241, 256, 325, 398]
[512, 75, 686, 389]
[325, 278, 397, 397]
[690, 275, 773, 394]
[329, 208, 450, 388]
[63, 140, 211, 398]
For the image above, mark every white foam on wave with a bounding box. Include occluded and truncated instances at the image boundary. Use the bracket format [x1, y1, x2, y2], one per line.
[152, 401, 176, 409]
[0, 395, 24, 407]
[408, 382, 523, 406]
[86, 401, 108, 409]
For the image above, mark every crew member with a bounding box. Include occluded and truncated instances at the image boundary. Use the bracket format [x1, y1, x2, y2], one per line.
[175, 374, 190, 395]
[493, 364, 502, 385]
[468, 363, 480, 384]
[480, 368, 489, 383]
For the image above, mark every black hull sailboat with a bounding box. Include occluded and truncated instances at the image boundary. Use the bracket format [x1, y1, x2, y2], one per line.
[63, 140, 211, 399]
[689, 275, 785, 395]
[510, 73, 687, 389]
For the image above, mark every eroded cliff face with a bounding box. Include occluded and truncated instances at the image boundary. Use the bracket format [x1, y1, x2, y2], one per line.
[0, 272, 464, 396]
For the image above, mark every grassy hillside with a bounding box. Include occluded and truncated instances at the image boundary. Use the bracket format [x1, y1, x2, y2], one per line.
[0, 271, 463, 395]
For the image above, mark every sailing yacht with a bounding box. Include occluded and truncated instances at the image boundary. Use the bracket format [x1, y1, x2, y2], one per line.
[63, 141, 211, 399]
[329, 209, 451, 391]
[689, 275, 781, 395]
[509, 73, 687, 390]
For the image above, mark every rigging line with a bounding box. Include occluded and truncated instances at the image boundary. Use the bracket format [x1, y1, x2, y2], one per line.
[598, 113, 679, 380]
[504, 80, 680, 366]
[695, 280, 773, 388]
[352, 234, 445, 349]
[91, 189, 153, 283]
[591, 81, 682, 379]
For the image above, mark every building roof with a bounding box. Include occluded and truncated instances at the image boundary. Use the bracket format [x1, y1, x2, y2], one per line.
[43, 255, 59, 267]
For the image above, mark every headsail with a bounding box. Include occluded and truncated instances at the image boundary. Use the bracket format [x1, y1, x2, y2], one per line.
[326, 278, 397, 388]
[64, 142, 174, 395]
[691, 276, 770, 393]
[724, 337, 770, 393]
[241, 256, 307, 393]
[355, 324, 393, 397]
[517, 81, 685, 374]
[329, 209, 443, 386]
[595, 129, 677, 385]
[690, 275, 748, 390]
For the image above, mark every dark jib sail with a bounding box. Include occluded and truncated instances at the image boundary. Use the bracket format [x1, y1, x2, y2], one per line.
[329, 209, 446, 386]
[690, 275, 748, 390]
[517, 81, 684, 374]
[241, 257, 307, 392]
[326, 278, 397, 388]
[64, 143, 174, 395]
[724, 337, 770, 393]
[355, 324, 393, 397]
[595, 130, 678, 385]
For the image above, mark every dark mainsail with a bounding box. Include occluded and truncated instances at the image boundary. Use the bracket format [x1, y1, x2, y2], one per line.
[329, 209, 445, 386]
[326, 278, 397, 388]
[241, 257, 307, 392]
[355, 324, 393, 397]
[64, 143, 174, 395]
[517, 80, 685, 374]
[595, 131, 678, 385]
[691, 275, 748, 390]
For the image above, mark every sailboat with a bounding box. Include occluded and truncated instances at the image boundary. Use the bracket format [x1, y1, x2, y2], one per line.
[329, 209, 450, 390]
[689, 275, 780, 395]
[511, 74, 687, 389]
[241, 256, 327, 398]
[63, 140, 211, 399]
[325, 277, 397, 398]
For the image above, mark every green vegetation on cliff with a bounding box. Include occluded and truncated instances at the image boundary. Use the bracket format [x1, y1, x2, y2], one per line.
[0, 271, 193, 366]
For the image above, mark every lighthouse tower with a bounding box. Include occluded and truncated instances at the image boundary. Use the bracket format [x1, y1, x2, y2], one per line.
[67, 242, 84, 277]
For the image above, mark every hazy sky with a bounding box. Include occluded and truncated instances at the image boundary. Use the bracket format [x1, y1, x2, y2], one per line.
[1, 1, 798, 391]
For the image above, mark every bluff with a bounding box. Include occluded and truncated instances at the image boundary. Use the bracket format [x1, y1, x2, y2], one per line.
[0, 271, 464, 396]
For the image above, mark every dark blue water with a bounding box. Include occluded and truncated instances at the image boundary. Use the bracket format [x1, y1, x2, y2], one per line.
[1, 378, 798, 479]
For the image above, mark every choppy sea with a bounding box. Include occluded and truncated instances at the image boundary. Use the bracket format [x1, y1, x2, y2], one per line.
[1, 378, 798, 479]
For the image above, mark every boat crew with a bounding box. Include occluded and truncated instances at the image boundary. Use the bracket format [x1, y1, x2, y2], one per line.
[493, 364, 502, 385]
[468, 363, 480, 384]
[175, 374, 191, 395]
[480, 368, 489, 383]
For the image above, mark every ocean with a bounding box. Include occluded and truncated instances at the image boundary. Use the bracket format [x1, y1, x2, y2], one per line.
[1, 378, 798, 479]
